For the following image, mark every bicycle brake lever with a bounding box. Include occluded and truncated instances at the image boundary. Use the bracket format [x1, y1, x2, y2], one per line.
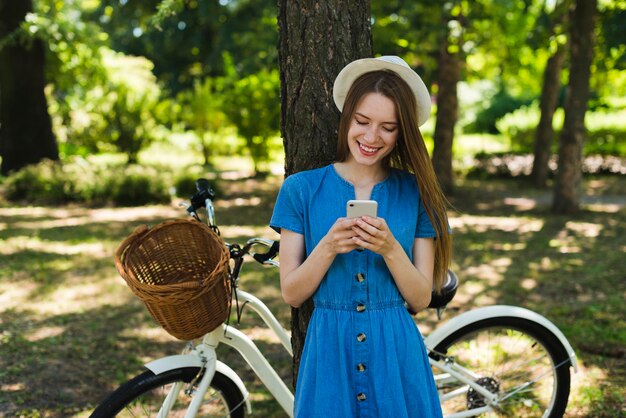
[253, 240, 280, 264]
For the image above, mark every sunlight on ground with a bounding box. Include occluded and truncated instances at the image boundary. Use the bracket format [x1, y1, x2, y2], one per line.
[120, 324, 177, 343]
[242, 326, 290, 345]
[568, 362, 611, 416]
[25, 325, 65, 342]
[216, 196, 262, 208]
[449, 214, 545, 233]
[565, 221, 603, 238]
[1, 236, 109, 256]
[220, 225, 272, 239]
[3, 277, 135, 316]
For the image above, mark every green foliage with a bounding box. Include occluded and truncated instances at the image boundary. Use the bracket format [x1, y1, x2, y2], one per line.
[105, 165, 170, 206]
[2, 159, 90, 204]
[84, 0, 278, 94]
[2, 159, 170, 206]
[222, 64, 281, 175]
[102, 50, 163, 163]
[496, 105, 626, 156]
[47, 48, 164, 162]
[466, 89, 533, 134]
[176, 77, 230, 166]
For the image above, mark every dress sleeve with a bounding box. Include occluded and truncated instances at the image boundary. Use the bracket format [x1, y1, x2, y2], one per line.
[415, 196, 437, 238]
[270, 175, 305, 234]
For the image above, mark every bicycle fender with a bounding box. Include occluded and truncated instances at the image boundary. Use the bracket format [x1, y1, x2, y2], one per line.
[423, 305, 578, 372]
[215, 361, 252, 414]
[145, 356, 252, 413]
[146, 354, 203, 374]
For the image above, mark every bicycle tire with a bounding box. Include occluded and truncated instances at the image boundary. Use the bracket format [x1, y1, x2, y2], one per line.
[430, 316, 571, 418]
[90, 367, 246, 417]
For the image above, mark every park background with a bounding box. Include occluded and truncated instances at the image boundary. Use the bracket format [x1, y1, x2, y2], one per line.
[0, 0, 624, 416]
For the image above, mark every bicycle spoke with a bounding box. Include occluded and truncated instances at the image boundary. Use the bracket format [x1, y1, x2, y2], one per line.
[433, 320, 569, 418]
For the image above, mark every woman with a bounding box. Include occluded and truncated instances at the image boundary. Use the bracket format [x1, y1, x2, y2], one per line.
[270, 56, 451, 417]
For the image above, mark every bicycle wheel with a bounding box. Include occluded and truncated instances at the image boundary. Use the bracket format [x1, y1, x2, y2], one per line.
[430, 317, 571, 418]
[91, 367, 246, 417]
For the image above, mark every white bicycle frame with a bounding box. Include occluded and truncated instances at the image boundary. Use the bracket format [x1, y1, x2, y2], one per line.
[146, 198, 577, 417]
[142, 287, 577, 418]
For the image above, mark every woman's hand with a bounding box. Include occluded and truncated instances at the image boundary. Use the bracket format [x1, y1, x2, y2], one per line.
[351, 216, 398, 256]
[321, 217, 361, 254]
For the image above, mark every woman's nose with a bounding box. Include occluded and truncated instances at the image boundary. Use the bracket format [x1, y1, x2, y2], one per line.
[363, 126, 377, 142]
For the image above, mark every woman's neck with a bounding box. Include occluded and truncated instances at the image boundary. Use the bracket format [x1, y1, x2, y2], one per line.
[334, 161, 388, 199]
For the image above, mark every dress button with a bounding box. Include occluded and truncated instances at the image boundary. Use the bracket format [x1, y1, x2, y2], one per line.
[357, 392, 367, 401]
[356, 273, 365, 282]
[357, 333, 367, 342]
[356, 303, 366, 312]
[356, 363, 366, 372]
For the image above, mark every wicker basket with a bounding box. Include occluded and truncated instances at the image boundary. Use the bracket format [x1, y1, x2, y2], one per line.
[114, 219, 231, 340]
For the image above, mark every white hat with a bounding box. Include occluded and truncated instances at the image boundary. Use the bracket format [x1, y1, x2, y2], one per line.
[333, 55, 431, 127]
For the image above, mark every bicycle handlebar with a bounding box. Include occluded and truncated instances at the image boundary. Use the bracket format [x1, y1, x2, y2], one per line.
[185, 178, 280, 268]
[186, 179, 215, 216]
[251, 239, 279, 265]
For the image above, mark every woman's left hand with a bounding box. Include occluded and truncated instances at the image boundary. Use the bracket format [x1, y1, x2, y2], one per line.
[351, 216, 398, 256]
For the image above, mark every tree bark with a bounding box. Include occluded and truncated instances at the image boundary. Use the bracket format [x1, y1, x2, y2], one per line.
[0, 0, 58, 176]
[531, 44, 566, 188]
[432, 40, 460, 195]
[552, 0, 597, 213]
[277, 0, 372, 387]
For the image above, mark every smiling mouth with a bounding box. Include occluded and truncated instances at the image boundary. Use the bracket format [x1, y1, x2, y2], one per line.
[358, 141, 381, 154]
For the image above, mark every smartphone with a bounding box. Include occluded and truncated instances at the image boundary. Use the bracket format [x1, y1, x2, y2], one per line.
[347, 200, 378, 219]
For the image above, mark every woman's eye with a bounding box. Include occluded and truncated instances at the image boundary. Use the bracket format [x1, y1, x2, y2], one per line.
[383, 126, 397, 133]
[355, 119, 367, 125]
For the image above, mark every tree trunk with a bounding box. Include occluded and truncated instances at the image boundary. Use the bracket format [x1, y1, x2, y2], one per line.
[0, 0, 58, 176]
[432, 40, 460, 195]
[552, 0, 597, 213]
[531, 44, 566, 188]
[278, 0, 372, 387]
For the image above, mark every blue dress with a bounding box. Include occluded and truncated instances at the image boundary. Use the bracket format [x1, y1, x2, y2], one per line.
[270, 164, 443, 418]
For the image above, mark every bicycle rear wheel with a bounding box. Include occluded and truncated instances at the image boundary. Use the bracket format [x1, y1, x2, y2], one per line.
[91, 367, 246, 417]
[431, 317, 571, 418]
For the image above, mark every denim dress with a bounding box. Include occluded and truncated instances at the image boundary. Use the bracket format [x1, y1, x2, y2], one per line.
[270, 165, 443, 418]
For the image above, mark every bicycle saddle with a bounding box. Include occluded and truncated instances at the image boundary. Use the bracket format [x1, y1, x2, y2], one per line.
[428, 270, 459, 309]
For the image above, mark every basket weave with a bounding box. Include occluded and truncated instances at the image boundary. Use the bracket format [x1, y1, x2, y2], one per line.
[115, 219, 231, 340]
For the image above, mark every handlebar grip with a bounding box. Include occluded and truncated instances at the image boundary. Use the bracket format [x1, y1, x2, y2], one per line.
[188, 178, 215, 213]
[253, 240, 280, 263]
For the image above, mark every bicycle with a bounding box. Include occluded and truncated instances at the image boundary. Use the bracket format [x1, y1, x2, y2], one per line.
[91, 179, 578, 417]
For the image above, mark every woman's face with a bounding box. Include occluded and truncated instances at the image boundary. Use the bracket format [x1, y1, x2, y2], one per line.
[345, 92, 399, 168]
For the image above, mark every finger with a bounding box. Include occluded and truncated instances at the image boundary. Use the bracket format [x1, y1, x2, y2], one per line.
[361, 216, 386, 229]
[352, 235, 372, 249]
[335, 218, 358, 231]
[355, 219, 380, 237]
[333, 230, 360, 242]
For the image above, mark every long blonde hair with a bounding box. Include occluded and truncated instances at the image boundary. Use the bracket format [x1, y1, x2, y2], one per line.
[336, 70, 451, 292]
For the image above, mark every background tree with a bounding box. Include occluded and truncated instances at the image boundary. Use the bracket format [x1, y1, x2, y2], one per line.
[552, 0, 598, 213]
[278, 0, 372, 385]
[223, 66, 281, 176]
[432, 1, 467, 195]
[87, 0, 278, 94]
[531, 0, 571, 187]
[178, 76, 229, 167]
[0, 0, 58, 175]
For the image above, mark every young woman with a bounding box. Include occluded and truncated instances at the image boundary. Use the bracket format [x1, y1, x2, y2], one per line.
[270, 56, 451, 417]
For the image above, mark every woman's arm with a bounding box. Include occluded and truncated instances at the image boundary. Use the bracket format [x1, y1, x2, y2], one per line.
[279, 218, 360, 307]
[384, 237, 434, 312]
[352, 217, 434, 312]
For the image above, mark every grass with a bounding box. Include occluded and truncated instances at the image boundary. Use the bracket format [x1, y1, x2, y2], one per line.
[0, 164, 624, 417]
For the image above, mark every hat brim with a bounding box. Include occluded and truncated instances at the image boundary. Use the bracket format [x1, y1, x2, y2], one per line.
[333, 58, 431, 127]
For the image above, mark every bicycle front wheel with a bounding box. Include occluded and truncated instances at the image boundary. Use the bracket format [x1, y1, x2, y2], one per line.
[431, 317, 571, 418]
[91, 367, 246, 417]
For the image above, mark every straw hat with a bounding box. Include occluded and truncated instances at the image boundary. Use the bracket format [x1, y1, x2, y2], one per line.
[333, 55, 431, 127]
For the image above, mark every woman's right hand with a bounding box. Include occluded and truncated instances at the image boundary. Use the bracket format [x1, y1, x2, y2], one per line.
[321, 217, 360, 254]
